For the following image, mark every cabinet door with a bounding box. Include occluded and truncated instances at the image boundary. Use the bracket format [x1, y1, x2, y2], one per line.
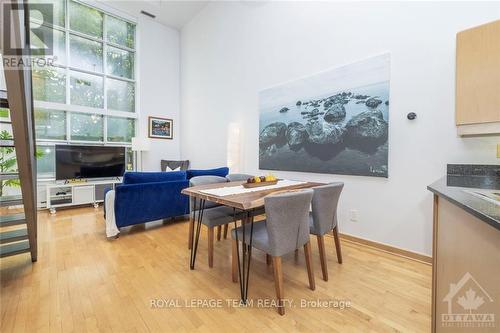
[94, 183, 112, 202]
[73, 186, 94, 205]
[456, 20, 500, 125]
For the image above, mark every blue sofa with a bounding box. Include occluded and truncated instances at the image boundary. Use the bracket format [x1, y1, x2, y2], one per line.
[106, 167, 229, 230]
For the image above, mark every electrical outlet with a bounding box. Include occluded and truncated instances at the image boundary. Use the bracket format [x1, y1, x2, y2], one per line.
[350, 209, 358, 222]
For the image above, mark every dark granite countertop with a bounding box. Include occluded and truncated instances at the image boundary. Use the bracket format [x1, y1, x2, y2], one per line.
[428, 170, 500, 231]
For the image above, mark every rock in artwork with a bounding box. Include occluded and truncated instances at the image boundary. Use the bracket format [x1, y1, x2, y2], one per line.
[259, 54, 390, 177]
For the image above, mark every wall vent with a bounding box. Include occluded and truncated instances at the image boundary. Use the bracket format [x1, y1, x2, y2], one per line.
[140, 10, 156, 19]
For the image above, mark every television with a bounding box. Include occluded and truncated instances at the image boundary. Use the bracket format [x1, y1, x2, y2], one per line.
[55, 145, 126, 180]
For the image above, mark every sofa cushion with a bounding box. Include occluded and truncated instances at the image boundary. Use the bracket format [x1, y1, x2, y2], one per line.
[123, 171, 187, 184]
[186, 167, 229, 179]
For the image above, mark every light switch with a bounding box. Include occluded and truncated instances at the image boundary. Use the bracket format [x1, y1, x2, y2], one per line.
[350, 210, 358, 222]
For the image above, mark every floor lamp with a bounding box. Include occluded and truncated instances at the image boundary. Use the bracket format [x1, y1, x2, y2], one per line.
[131, 137, 151, 171]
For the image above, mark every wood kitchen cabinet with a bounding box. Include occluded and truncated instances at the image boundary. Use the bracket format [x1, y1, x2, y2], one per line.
[456, 20, 500, 135]
[431, 195, 500, 333]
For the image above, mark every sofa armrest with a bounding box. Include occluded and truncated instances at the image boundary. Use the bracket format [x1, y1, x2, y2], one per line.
[104, 190, 120, 238]
[114, 180, 189, 228]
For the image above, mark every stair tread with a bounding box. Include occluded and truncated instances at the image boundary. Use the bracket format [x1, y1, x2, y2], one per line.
[0, 240, 30, 258]
[0, 172, 19, 180]
[0, 213, 26, 226]
[0, 195, 23, 207]
[0, 139, 15, 147]
[0, 228, 28, 243]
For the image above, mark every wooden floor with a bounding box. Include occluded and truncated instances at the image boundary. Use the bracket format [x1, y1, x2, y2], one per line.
[0, 207, 431, 332]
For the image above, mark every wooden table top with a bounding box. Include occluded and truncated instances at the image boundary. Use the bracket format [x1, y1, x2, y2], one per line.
[182, 180, 324, 210]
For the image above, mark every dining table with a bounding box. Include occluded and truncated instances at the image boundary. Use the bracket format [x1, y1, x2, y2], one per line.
[181, 179, 323, 303]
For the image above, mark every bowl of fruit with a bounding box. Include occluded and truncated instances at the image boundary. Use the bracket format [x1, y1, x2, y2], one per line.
[243, 174, 278, 188]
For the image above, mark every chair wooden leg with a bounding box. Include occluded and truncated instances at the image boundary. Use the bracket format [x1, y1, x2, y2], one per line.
[317, 235, 328, 281]
[217, 226, 222, 241]
[272, 256, 285, 315]
[304, 242, 316, 290]
[266, 254, 271, 266]
[332, 226, 343, 264]
[188, 218, 194, 250]
[223, 224, 228, 239]
[232, 239, 238, 283]
[208, 227, 214, 268]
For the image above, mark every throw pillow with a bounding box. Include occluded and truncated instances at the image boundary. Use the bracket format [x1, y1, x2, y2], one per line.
[166, 166, 181, 172]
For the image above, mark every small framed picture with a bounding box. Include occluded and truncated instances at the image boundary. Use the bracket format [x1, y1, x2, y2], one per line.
[148, 116, 173, 139]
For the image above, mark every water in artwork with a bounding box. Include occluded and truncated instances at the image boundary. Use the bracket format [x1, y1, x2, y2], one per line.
[259, 81, 390, 177]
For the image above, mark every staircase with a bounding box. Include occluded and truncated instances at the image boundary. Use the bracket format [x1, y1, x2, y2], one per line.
[0, 92, 35, 261]
[0, 3, 38, 262]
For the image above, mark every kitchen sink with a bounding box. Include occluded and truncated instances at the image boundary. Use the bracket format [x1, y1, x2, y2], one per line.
[463, 189, 500, 206]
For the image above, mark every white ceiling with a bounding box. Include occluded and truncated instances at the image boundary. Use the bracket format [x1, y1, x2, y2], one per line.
[109, 0, 209, 30]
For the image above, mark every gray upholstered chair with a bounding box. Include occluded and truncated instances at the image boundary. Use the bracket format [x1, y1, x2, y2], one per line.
[189, 176, 243, 268]
[231, 189, 315, 315]
[309, 182, 344, 281]
[224, 173, 267, 238]
[226, 173, 253, 182]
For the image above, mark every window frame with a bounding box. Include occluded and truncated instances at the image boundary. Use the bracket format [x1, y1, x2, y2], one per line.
[31, 0, 139, 147]
[30, 0, 139, 179]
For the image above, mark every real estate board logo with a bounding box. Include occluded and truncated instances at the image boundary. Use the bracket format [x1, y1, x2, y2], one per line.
[2, 2, 54, 69]
[442, 272, 495, 328]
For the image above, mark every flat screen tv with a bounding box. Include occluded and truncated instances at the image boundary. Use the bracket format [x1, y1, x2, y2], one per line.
[55, 145, 126, 180]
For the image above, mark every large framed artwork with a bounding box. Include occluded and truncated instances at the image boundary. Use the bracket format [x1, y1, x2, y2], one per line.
[149, 116, 173, 139]
[259, 53, 390, 178]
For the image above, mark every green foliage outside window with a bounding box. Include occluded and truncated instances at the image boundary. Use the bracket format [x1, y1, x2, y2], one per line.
[107, 117, 134, 142]
[107, 47, 134, 79]
[69, 71, 104, 108]
[107, 15, 135, 49]
[0, 108, 8, 119]
[107, 79, 135, 112]
[70, 35, 103, 73]
[35, 109, 67, 140]
[30, 0, 66, 28]
[70, 113, 103, 141]
[0, 130, 44, 196]
[69, 1, 103, 38]
[32, 67, 66, 103]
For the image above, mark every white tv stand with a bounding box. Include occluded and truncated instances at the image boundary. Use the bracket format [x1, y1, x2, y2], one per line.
[46, 179, 121, 214]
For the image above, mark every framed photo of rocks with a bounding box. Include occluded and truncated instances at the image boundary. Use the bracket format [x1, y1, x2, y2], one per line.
[259, 53, 390, 178]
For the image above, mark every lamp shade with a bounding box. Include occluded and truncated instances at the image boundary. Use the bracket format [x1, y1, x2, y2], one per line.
[226, 122, 241, 173]
[131, 137, 151, 152]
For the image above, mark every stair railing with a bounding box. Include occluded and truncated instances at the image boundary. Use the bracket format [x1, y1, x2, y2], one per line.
[1, 0, 38, 262]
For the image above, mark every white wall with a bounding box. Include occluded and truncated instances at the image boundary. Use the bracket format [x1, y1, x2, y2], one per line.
[138, 16, 181, 171]
[180, 1, 500, 256]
